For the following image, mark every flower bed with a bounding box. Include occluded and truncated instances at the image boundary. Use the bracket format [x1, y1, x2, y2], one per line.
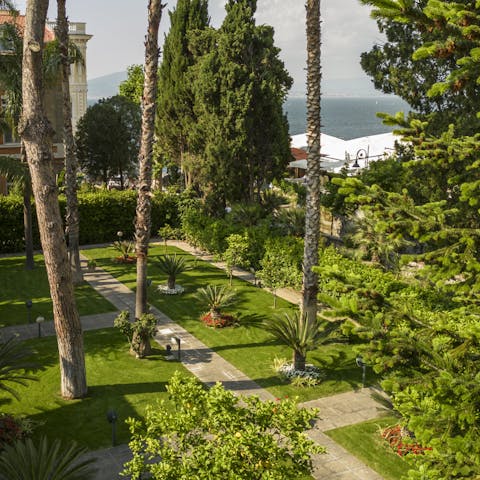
[381, 424, 432, 457]
[201, 312, 236, 328]
[157, 284, 185, 295]
[114, 256, 136, 264]
[0, 414, 28, 449]
[275, 360, 325, 387]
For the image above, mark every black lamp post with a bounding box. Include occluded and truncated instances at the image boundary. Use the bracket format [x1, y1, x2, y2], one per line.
[36, 316, 45, 338]
[356, 356, 367, 387]
[25, 300, 33, 323]
[106, 409, 118, 446]
[171, 336, 181, 361]
[353, 148, 369, 169]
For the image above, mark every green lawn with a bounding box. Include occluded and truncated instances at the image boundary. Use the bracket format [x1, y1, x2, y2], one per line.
[325, 416, 411, 480]
[0, 254, 115, 327]
[2, 328, 192, 450]
[83, 245, 375, 402]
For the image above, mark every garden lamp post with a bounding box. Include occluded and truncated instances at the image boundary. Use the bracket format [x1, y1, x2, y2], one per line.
[106, 409, 118, 446]
[117, 231, 123, 241]
[171, 336, 181, 361]
[36, 316, 45, 338]
[25, 300, 33, 323]
[356, 356, 367, 387]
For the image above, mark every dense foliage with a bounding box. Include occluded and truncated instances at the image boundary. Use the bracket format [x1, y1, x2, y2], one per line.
[75, 96, 141, 186]
[0, 191, 179, 253]
[123, 372, 323, 479]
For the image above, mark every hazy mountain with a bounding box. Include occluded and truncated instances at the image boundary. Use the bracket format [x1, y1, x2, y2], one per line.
[88, 71, 380, 105]
[87, 71, 127, 104]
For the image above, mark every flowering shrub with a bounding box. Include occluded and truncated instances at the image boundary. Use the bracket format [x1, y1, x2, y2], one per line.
[201, 313, 236, 328]
[274, 359, 325, 386]
[381, 424, 432, 457]
[0, 414, 31, 450]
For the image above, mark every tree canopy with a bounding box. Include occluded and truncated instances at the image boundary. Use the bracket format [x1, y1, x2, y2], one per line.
[75, 95, 141, 186]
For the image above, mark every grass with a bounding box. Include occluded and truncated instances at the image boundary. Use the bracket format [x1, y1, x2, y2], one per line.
[325, 415, 411, 480]
[2, 328, 192, 450]
[82, 245, 375, 402]
[0, 254, 116, 327]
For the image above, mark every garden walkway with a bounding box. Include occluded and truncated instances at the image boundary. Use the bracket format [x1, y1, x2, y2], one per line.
[0, 245, 388, 480]
[79, 248, 388, 480]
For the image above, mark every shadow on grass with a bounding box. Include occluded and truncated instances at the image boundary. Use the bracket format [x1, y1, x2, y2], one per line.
[28, 380, 169, 450]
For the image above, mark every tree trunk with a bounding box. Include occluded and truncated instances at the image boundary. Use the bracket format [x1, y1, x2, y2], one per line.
[167, 274, 175, 290]
[19, 0, 87, 399]
[134, 0, 163, 354]
[293, 349, 306, 371]
[302, 0, 322, 323]
[57, 0, 83, 284]
[21, 142, 35, 270]
[23, 177, 34, 270]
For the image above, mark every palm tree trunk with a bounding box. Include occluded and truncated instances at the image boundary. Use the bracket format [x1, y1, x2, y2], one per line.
[20, 0, 87, 399]
[167, 274, 175, 290]
[134, 0, 163, 356]
[293, 350, 306, 371]
[57, 0, 83, 284]
[302, 0, 322, 323]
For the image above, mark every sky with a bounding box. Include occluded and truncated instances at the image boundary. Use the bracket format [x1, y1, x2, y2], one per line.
[14, 0, 384, 96]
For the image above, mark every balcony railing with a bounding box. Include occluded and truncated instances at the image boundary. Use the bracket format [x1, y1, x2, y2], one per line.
[46, 21, 87, 35]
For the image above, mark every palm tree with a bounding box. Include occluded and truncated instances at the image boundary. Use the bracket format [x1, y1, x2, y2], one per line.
[20, 0, 87, 399]
[0, 437, 96, 480]
[263, 311, 336, 371]
[302, 0, 322, 322]
[195, 285, 237, 320]
[0, 336, 37, 400]
[156, 254, 190, 289]
[134, 0, 164, 322]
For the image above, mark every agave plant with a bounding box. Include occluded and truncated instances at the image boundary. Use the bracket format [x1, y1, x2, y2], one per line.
[195, 285, 237, 320]
[263, 311, 337, 371]
[0, 436, 96, 480]
[156, 254, 191, 290]
[112, 240, 134, 260]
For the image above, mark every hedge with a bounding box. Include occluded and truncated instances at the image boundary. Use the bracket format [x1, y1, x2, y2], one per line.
[0, 190, 179, 254]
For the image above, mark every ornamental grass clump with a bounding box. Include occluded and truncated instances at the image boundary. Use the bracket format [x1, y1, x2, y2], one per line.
[156, 254, 190, 293]
[112, 239, 135, 263]
[194, 285, 238, 327]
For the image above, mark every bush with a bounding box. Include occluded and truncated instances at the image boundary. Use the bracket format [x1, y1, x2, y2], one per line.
[0, 191, 180, 253]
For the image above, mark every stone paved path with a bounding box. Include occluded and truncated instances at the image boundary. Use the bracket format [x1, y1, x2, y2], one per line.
[79, 250, 387, 479]
[1, 245, 388, 479]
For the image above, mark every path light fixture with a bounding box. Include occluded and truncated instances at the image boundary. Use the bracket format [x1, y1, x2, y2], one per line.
[353, 148, 369, 169]
[35, 316, 45, 338]
[106, 409, 118, 446]
[25, 300, 33, 323]
[356, 356, 367, 387]
[171, 336, 181, 361]
[117, 231, 123, 240]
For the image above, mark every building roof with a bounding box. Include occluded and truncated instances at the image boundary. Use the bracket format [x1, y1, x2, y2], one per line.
[291, 147, 307, 161]
[289, 131, 401, 172]
[0, 10, 55, 43]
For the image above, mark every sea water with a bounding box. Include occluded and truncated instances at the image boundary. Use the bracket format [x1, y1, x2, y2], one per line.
[284, 96, 410, 140]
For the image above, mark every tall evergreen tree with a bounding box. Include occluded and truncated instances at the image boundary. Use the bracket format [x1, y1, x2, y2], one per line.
[191, 0, 292, 207]
[20, 0, 87, 399]
[56, 0, 83, 284]
[156, 0, 209, 188]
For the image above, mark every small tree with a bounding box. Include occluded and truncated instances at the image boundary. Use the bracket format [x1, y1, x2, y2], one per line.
[222, 233, 250, 286]
[113, 310, 157, 358]
[158, 224, 180, 253]
[194, 285, 237, 320]
[156, 254, 190, 290]
[122, 372, 324, 479]
[263, 311, 335, 371]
